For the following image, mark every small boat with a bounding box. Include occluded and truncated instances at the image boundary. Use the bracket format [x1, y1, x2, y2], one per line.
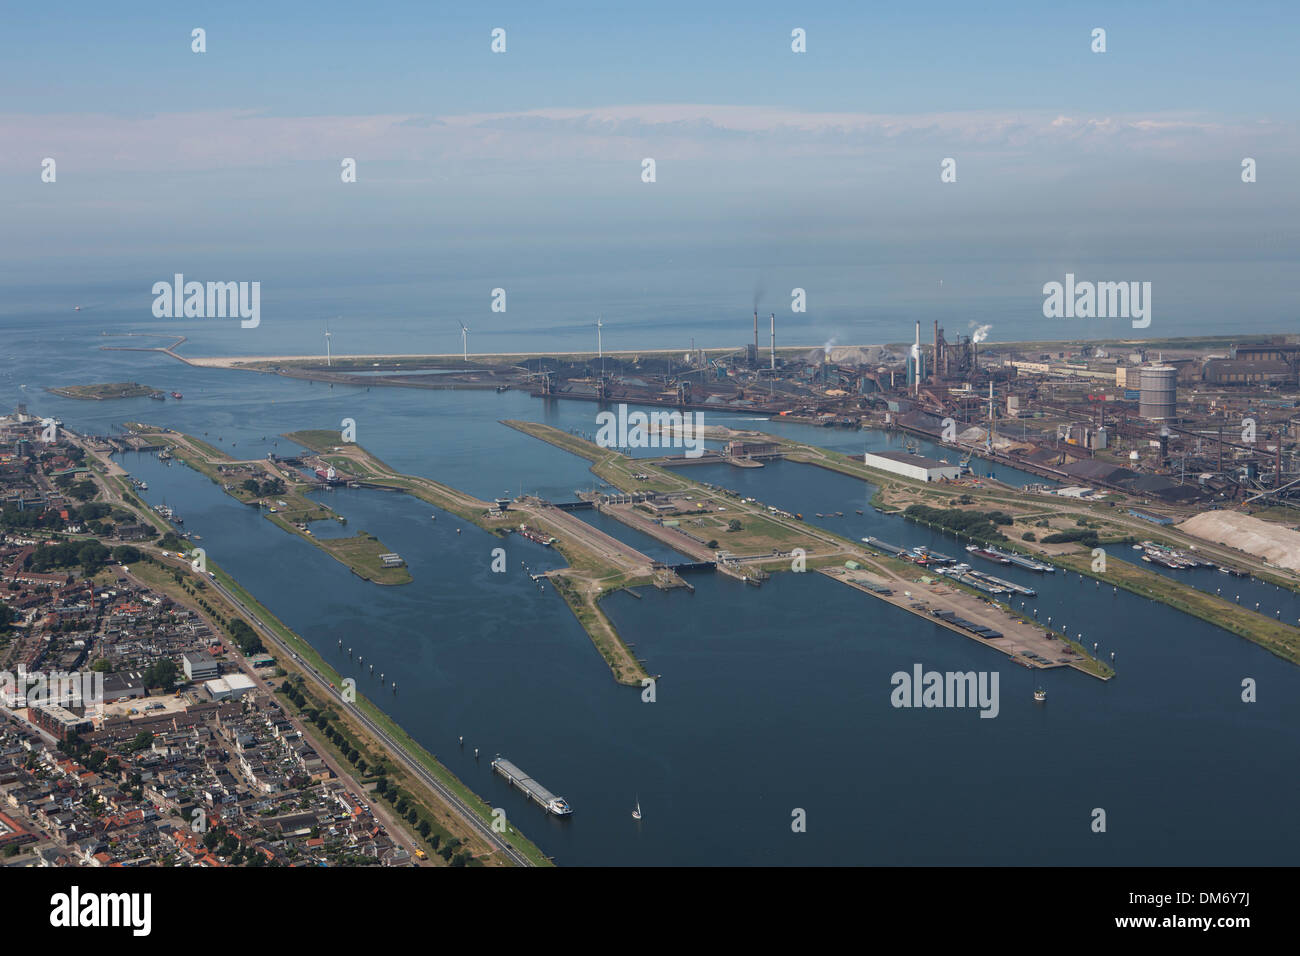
[632, 798, 642, 821]
[171, 392, 183, 399]
[1033, 688, 1047, 702]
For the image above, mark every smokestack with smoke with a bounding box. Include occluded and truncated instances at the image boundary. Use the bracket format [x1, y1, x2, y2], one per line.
[971, 324, 992, 343]
[770, 313, 775, 370]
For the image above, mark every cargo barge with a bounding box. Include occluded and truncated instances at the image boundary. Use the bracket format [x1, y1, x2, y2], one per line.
[491, 756, 572, 816]
[983, 546, 1055, 572]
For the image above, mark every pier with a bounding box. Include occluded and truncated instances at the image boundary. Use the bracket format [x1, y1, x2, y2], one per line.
[491, 757, 572, 815]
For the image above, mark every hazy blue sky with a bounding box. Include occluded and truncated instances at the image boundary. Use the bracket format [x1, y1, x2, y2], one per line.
[2, 1, 1297, 349]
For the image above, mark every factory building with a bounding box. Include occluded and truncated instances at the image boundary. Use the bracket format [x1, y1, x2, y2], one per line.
[1138, 365, 1178, 421]
[725, 440, 780, 458]
[863, 451, 962, 482]
[203, 674, 257, 702]
[1202, 359, 1292, 386]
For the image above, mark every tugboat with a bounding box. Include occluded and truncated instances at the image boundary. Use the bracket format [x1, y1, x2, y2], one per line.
[1033, 687, 1047, 702]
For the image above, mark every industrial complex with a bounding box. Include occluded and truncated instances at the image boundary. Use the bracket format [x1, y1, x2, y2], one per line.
[183, 314, 1300, 513]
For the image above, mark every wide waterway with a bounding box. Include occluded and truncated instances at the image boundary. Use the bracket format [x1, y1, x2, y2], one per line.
[10, 346, 1300, 864]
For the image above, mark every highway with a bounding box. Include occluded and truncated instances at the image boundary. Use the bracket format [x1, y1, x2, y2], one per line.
[203, 571, 535, 867]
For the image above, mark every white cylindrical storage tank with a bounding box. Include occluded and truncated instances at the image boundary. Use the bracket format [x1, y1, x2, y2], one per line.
[1138, 365, 1177, 420]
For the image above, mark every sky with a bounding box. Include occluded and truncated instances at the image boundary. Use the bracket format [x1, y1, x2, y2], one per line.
[1, 1, 1298, 349]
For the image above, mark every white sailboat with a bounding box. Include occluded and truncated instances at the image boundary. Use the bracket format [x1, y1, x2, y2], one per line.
[632, 797, 642, 821]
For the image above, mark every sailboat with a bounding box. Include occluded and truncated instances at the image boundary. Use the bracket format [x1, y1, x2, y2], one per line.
[632, 797, 642, 821]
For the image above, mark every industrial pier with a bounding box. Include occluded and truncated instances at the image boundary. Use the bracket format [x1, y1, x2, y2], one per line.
[491, 757, 573, 816]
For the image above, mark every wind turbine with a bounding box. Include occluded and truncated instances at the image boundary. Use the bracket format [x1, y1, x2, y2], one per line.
[597, 315, 605, 380]
[459, 322, 469, 363]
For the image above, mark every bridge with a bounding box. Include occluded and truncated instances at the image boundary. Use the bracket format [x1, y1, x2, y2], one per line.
[551, 500, 594, 511]
[656, 561, 717, 574]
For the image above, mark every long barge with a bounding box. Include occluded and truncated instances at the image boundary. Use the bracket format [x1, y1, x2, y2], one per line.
[491, 756, 572, 816]
[862, 536, 909, 558]
[966, 568, 1037, 596]
[984, 546, 1056, 573]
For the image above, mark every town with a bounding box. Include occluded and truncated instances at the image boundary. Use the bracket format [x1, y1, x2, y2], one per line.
[0, 408, 506, 867]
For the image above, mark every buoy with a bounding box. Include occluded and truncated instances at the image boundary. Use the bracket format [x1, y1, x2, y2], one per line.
[459, 736, 464, 746]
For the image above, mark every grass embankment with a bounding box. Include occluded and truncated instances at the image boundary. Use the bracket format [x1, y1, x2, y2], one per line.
[1053, 550, 1300, 667]
[550, 573, 650, 686]
[208, 563, 552, 867]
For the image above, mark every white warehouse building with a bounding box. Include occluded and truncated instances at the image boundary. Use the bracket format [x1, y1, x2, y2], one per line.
[204, 674, 257, 702]
[863, 450, 963, 482]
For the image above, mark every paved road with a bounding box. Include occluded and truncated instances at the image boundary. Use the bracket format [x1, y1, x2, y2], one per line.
[203, 571, 534, 867]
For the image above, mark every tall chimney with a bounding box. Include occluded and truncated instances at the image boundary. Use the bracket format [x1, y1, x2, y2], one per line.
[913, 321, 921, 394]
[770, 313, 776, 370]
[754, 309, 759, 362]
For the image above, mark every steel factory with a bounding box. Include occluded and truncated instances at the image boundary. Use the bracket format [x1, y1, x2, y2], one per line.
[268, 312, 1300, 510]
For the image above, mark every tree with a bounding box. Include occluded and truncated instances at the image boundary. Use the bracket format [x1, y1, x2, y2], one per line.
[111, 545, 141, 564]
[726, 520, 742, 532]
[70, 480, 98, 501]
[76, 541, 111, 576]
[143, 658, 178, 693]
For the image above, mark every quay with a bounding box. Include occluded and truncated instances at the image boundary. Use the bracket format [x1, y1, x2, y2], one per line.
[491, 757, 573, 816]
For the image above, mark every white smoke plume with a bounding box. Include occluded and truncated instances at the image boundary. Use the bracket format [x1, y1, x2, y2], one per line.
[971, 323, 992, 343]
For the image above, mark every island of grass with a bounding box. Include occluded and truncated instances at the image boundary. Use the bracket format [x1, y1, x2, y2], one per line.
[120, 423, 411, 586]
[51, 382, 161, 401]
